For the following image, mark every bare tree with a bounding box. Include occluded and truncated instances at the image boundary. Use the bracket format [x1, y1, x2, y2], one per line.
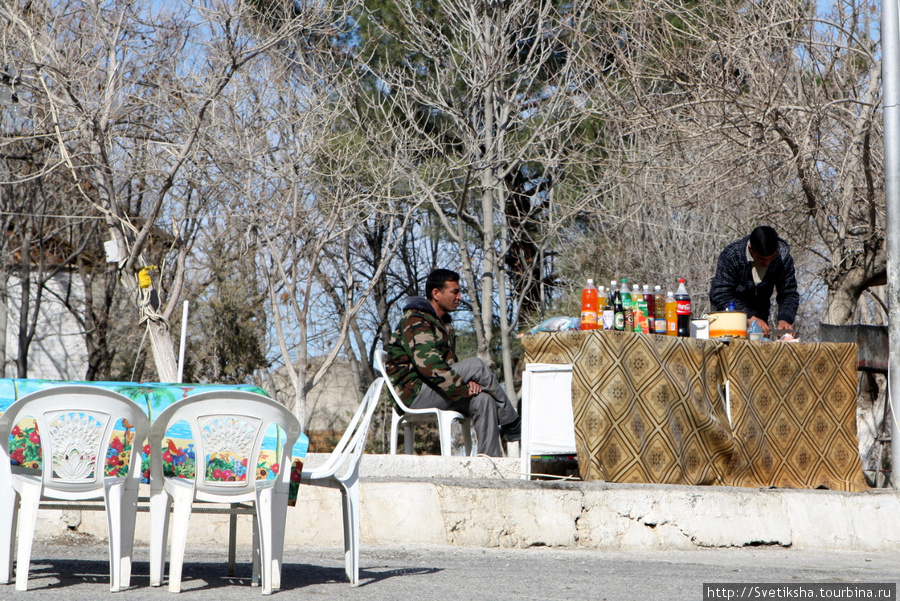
[0, 0, 326, 382]
[571, 0, 883, 326]
[188, 34, 420, 428]
[350, 0, 602, 393]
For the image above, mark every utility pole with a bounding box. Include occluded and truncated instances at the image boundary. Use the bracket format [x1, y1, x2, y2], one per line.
[881, 0, 900, 487]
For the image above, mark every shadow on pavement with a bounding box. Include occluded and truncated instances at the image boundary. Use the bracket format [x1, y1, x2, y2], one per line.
[17, 558, 442, 592]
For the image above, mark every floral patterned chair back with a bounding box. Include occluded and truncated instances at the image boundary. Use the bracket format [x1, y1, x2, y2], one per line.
[149, 391, 299, 498]
[0, 385, 150, 591]
[0, 385, 149, 496]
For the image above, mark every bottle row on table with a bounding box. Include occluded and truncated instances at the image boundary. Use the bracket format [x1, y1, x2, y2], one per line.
[580, 278, 692, 337]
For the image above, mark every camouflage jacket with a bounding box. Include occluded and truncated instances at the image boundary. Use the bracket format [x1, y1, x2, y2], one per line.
[384, 296, 469, 407]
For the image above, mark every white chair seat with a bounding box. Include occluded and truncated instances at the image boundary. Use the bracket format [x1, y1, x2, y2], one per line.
[374, 350, 474, 456]
[148, 391, 300, 595]
[0, 385, 150, 591]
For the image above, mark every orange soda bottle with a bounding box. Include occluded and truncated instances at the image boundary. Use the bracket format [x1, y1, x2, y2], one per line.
[665, 290, 677, 336]
[580, 279, 599, 330]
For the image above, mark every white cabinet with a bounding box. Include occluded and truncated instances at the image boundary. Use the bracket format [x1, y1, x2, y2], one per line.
[520, 363, 576, 479]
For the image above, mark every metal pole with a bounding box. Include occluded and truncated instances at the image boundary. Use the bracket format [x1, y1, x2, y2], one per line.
[882, 0, 900, 487]
[177, 301, 189, 383]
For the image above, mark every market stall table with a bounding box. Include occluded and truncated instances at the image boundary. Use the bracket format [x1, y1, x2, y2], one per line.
[521, 330, 867, 491]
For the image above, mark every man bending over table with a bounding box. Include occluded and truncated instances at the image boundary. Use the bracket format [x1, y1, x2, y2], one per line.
[384, 268, 521, 457]
[709, 225, 800, 337]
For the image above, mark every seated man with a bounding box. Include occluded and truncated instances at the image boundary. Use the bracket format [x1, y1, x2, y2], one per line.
[384, 268, 521, 457]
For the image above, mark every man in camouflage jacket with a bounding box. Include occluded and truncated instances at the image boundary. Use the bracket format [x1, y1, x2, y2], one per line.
[384, 269, 520, 457]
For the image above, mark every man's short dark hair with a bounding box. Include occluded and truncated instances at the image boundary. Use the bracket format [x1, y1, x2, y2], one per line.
[749, 226, 779, 257]
[425, 269, 460, 300]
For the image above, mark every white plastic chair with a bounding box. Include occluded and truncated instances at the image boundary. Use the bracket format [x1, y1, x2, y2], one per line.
[374, 349, 474, 457]
[299, 377, 383, 587]
[0, 385, 150, 591]
[148, 391, 300, 595]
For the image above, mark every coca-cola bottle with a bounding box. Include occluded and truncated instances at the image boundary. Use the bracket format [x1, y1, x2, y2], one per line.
[675, 278, 691, 337]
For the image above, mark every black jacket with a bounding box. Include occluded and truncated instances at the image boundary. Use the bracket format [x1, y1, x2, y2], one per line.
[708, 235, 799, 324]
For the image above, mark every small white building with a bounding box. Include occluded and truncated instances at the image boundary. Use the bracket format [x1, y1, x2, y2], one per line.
[2, 271, 88, 380]
[266, 357, 365, 451]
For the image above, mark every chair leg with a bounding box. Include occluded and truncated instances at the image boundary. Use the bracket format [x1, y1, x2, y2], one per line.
[251, 513, 261, 588]
[166, 485, 194, 593]
[149, 487, 172, 587]
[103, 479, 125, 592]
[404, 423, 415, 455]
[14, 481, 41, 591]
[270, 491, 289, 591]
[228, 510, 238, 577]
[254, 487, 273, 595]
[340, 480, 360, 586]
[118, 481, 140, 590]
[0, 487, 18, 585]
[437, 414, 453, 457]
[461, 419, 474, 456]
[389, 411, 400, 455]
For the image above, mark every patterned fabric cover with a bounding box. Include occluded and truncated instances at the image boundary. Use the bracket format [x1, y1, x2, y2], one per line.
[521, 330, 868, 491]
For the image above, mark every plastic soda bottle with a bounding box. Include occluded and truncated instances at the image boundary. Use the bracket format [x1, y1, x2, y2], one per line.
[619, 278, 631, 304]
[580, 279, 599, 330]
[653, 285, 666, 334]
[632, 284, 647, 333]
[613, 290, 625, 331]
[601, 287, 615, 330]
[675, 278, 692, 337]
[665, 290, 677, 336]
[643, 285, 655, 328]
[619, 278, 633, 332]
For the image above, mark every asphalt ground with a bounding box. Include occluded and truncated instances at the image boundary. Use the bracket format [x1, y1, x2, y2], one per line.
[5, 533, 898, 600]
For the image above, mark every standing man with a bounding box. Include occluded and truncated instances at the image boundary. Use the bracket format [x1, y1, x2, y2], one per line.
[384, 269, 521, 457]
[709, 225, 800, 337]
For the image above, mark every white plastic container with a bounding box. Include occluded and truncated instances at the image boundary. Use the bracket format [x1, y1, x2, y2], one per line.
[691, 319, 709, 339]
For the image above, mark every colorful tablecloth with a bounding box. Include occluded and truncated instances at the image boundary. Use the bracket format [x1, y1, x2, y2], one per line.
[521, 331, 868, 491]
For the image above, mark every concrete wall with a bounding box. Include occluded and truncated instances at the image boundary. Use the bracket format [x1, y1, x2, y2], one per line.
[33, 456, 900, 553]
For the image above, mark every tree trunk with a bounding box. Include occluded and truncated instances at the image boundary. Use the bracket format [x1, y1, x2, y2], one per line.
[147, 320, 178, 383]
[822, 243, 887, 325]
[0, 271, 7, 378]
[119, 267, 179, 383]
[478, 66, 497, 366]
[15, 217, 33, 379]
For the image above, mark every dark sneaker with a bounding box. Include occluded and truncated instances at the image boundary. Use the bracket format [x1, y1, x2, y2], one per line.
[500, 416, 522, 442]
